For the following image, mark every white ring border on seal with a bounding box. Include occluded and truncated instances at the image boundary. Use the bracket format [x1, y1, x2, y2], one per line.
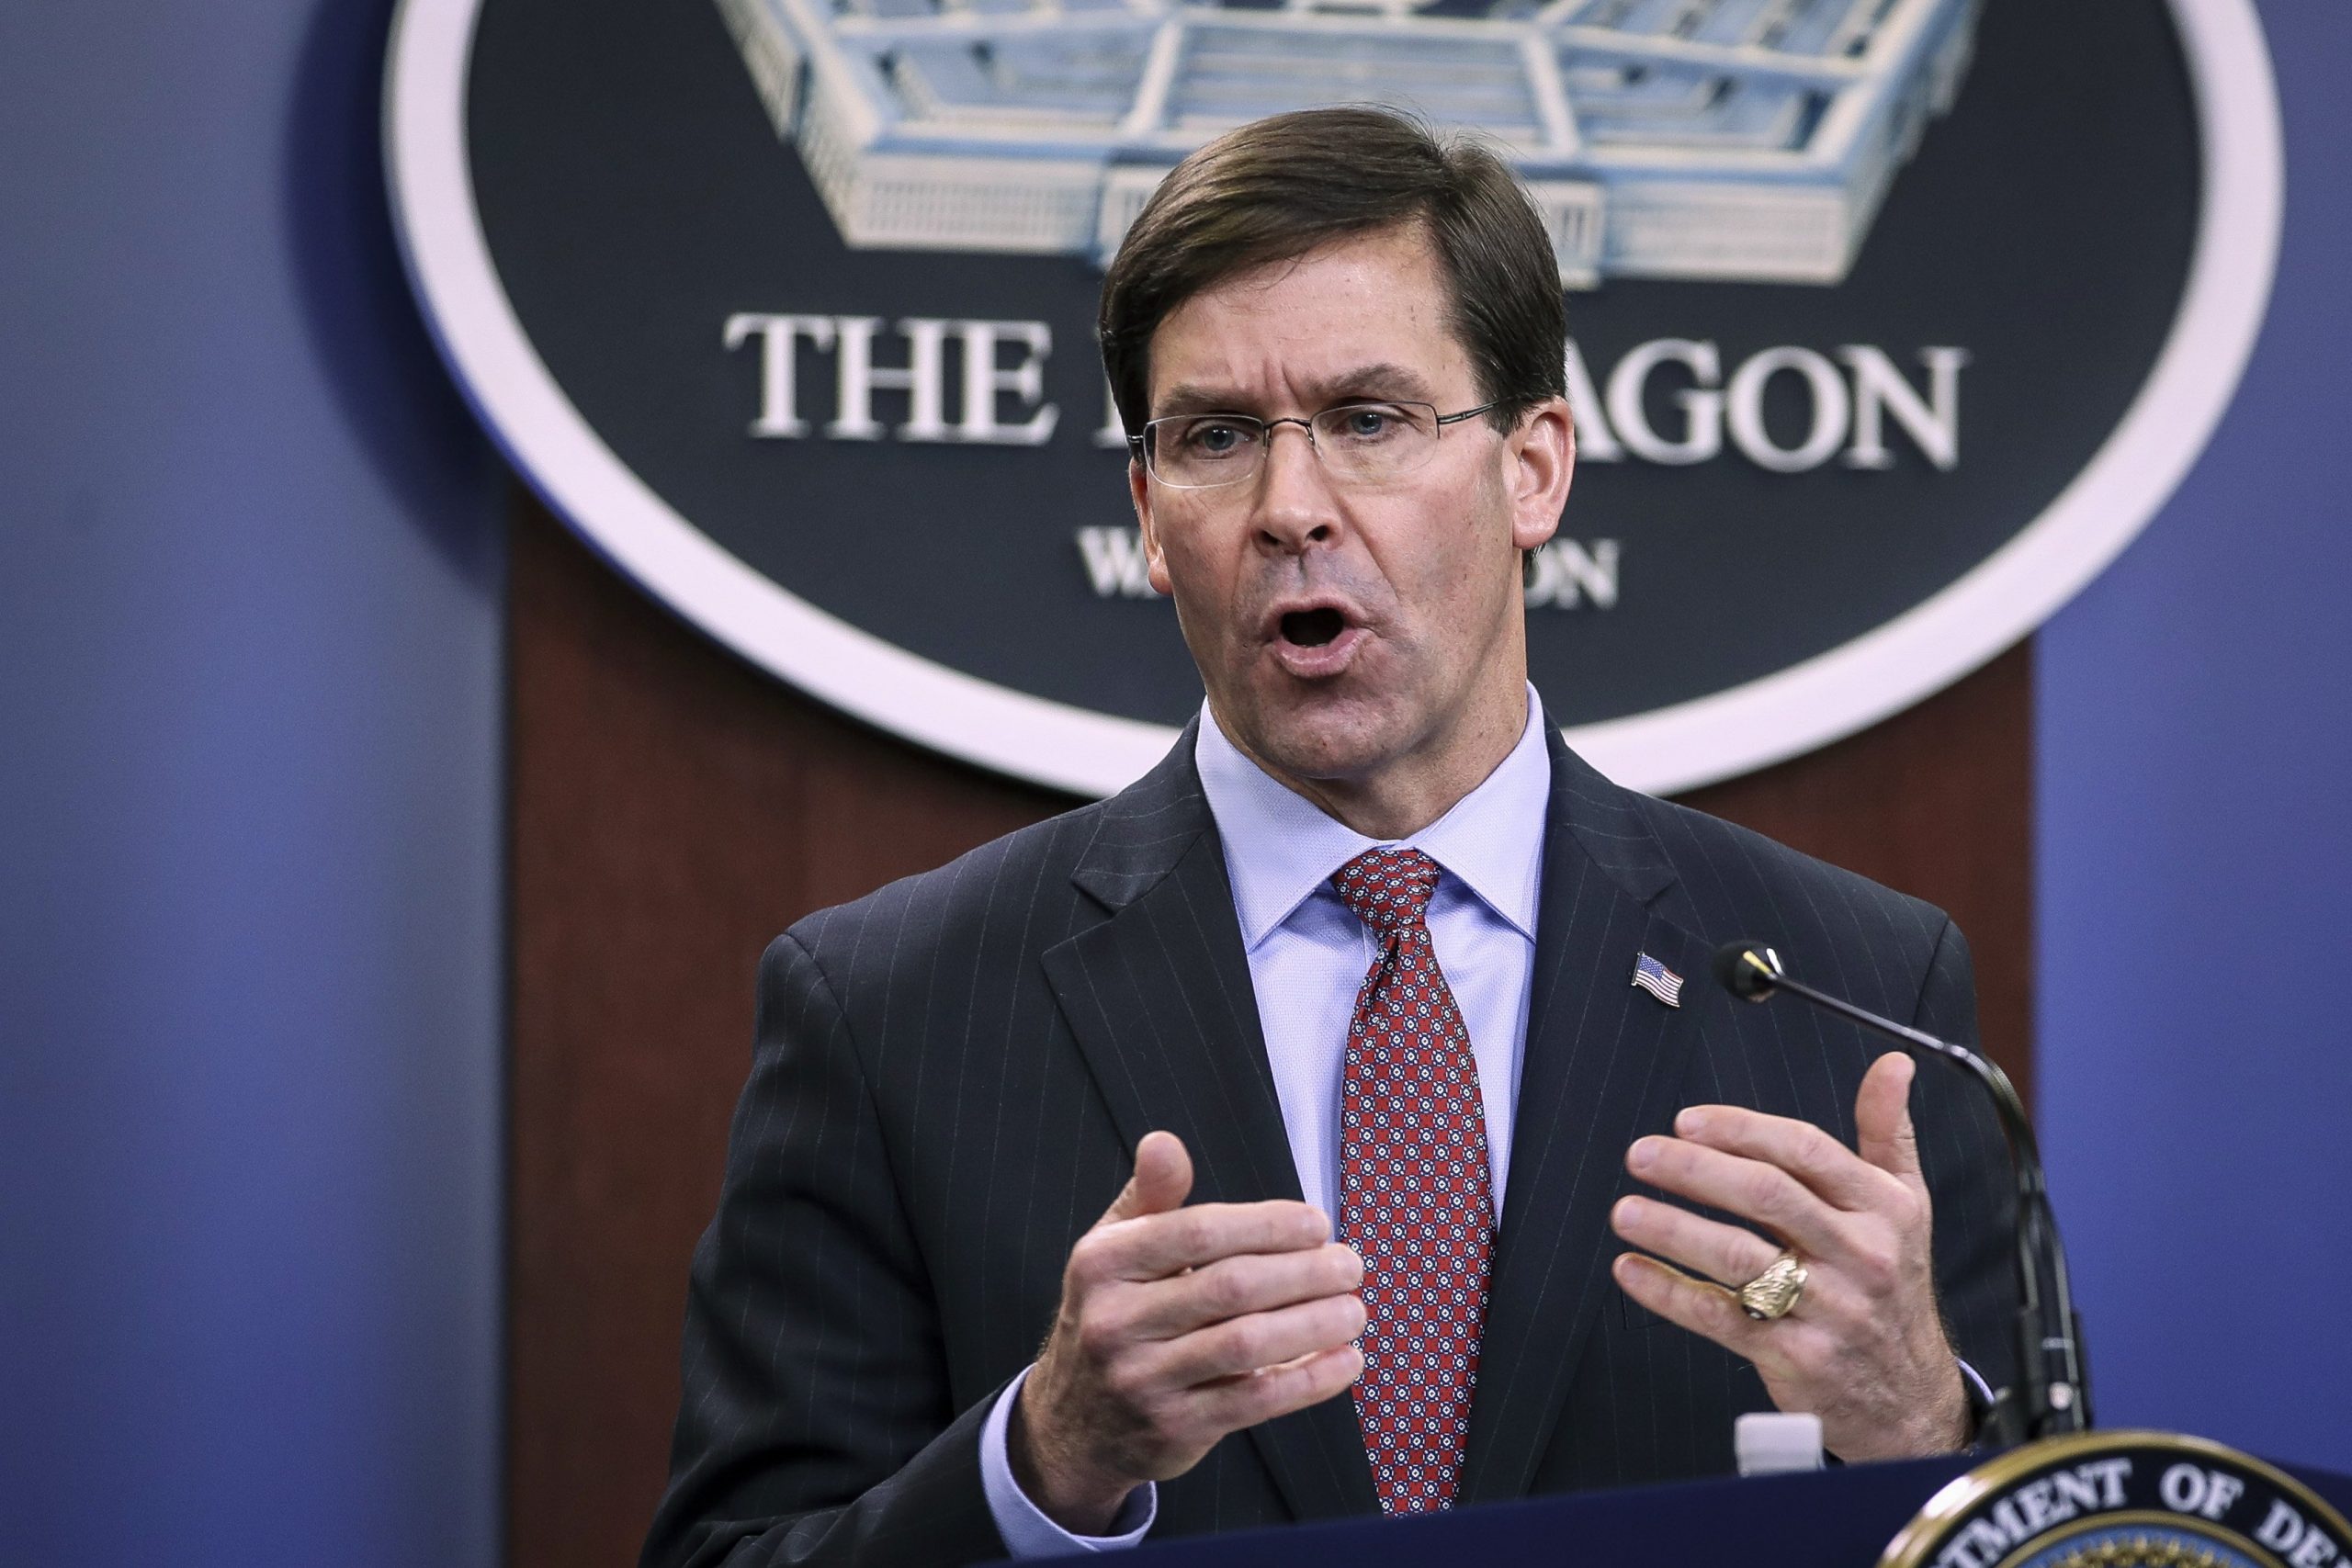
[383, 0, 2283, 799]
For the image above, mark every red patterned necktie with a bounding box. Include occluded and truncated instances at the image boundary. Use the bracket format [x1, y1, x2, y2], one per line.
[1331, 846, 1496, 1514]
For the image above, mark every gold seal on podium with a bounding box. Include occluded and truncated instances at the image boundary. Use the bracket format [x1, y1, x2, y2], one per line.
[1881, 1431, 2352, 1568]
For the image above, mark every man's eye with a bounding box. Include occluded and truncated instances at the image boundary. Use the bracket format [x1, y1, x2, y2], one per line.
[1181, 421, 1254, 457]
[1333, 405, 1407, 442]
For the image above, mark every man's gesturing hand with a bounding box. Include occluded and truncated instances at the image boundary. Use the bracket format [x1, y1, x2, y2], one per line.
[1607, 1052, 1971, 1461]
[1011, 1131, 1366, 1534]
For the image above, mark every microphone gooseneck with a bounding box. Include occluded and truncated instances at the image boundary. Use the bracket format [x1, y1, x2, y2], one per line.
[1711, 941, 2090, 1449]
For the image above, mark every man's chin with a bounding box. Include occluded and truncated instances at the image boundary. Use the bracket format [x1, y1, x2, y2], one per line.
[1224, 684, 1408, 784]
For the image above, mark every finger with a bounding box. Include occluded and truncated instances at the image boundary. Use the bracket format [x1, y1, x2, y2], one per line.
[1610, 1194, 1781, 1292]
[1099, 1131, 1194, 1226]
[1667, 1105, 1902, 1213]
[1191, 1343, 1364, 1436]
[1157, 1292, 1368, 1387]
[1094, 1200, 1333, 1281]
[1124, 1242, 1363, 1339]
[1611, 1253, 1767, 1359]
[1854, 1053, 1925, 1186]
[1626, 1135, 1849, 1260]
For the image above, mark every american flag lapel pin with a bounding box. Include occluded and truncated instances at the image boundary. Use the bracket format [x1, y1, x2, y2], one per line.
[1631, 952, 1685, 1009]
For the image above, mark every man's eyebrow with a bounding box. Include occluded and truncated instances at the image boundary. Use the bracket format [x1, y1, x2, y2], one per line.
[1151, 364, 1441, 418]
[1153, 383, 1245, 417]
[1313, 363, 1438, 403]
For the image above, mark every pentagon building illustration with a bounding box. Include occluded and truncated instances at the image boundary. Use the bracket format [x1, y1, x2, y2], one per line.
[716, 0, 1980, 287]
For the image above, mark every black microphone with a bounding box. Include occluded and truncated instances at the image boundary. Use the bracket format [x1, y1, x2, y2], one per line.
[1711, 941, 2090, 1449]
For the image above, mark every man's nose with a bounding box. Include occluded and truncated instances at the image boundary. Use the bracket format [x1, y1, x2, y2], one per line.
[1250, 421, 1342, 555]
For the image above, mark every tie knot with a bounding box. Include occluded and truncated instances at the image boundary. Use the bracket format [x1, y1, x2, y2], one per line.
[1331, 847, 1440, 936]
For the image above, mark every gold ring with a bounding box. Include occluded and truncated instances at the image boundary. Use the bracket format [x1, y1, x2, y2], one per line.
[1737, 1252, 1808, 1321]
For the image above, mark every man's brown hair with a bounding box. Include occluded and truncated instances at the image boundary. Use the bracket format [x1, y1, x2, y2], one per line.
[1097, 106, 1568, 438]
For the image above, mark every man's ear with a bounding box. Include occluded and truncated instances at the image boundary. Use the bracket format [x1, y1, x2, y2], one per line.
[1507, 398, 1575, 555]
[1130, 459, 1175, 598]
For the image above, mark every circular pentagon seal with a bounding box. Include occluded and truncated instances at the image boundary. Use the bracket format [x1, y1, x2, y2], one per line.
[386, 0, 2282, 796]
[1881, 1432, 2352, 1568]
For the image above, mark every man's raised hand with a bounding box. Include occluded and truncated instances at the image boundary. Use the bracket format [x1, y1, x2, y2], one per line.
[1606, 1053, 1971, 1461]
[1011, 1131, 1366, 1534]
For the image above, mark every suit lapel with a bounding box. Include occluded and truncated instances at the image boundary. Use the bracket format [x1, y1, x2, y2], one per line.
[1459, 731, 1711, 1504]
[1041, 729, 1382, 1522]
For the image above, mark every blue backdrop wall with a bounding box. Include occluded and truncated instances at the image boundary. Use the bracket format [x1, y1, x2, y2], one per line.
[0, 2, 2342, 1564]
[2036, 0, 2352, 1477]
[0, 2, 503, 1563]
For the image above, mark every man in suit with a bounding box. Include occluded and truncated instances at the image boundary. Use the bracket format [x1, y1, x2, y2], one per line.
[642, 106, 2018, 1567]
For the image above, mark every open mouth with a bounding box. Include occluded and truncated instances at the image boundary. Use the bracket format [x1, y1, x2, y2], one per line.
[1280, 607, 1348, 648]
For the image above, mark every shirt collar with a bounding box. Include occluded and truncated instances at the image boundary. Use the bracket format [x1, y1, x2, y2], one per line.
[1194, 686, 1551, 949]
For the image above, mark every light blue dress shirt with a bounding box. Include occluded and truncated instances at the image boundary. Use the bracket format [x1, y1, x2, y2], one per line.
[980, 690, 1551, 1555]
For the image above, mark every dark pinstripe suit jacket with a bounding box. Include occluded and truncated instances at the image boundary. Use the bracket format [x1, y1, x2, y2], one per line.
[642, 721, 2018, 1568]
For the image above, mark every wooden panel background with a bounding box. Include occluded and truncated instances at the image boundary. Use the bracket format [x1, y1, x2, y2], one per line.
[505, 495, 2033, 1568]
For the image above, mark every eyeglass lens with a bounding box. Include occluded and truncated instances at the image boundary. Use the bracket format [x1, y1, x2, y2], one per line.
[1148, 402, 1443, 489]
